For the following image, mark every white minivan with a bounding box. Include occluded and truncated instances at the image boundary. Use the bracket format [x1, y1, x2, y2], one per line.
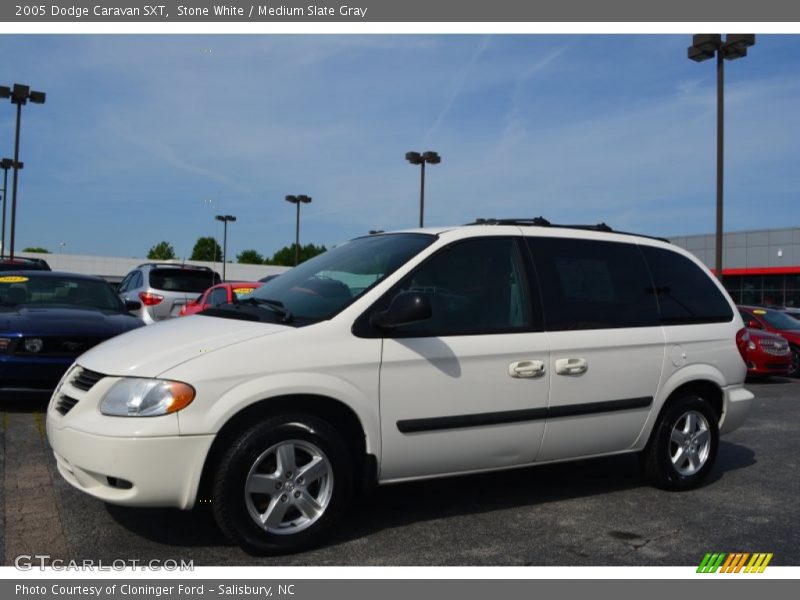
[46, 219, 754, 554]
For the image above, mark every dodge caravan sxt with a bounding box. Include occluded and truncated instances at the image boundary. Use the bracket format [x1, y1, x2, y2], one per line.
[47, 219, 754, 554]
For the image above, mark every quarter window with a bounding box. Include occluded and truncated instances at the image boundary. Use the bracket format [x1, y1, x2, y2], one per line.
[640, 246, 733, 324]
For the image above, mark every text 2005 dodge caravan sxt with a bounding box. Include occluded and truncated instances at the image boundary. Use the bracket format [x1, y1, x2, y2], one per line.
[47, 219, 754, 554]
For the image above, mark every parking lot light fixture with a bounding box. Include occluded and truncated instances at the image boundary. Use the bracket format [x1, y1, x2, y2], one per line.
[405, 150, 441, 228]
[687, 34, 755, 280]
[0, 158, 22, 259]
[5, 83, 45, 261]
[285, 194, 312, 266]
[214, 214, 236, 281]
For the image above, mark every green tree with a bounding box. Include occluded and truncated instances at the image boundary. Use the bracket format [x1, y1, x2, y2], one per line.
[267, 243, 327, 266]
[190, 236, 222, 262]
[237, 249, 264, 264]
[22, 246, 50, 253]
[147, 241, 176, 260]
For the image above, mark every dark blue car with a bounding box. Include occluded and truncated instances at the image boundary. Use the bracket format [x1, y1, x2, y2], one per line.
[0, 271, 144, 398]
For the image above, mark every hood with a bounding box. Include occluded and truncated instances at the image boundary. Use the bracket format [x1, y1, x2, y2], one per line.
[0, 306, 142, 337]
[76, 314, 292, 378]
[747, 328, 785, 342]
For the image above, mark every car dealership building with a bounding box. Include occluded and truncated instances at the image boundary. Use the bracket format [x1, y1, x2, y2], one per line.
[670, 227, 800, 307]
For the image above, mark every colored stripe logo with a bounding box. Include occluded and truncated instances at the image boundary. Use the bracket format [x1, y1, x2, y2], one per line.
[697, 552, 773, 573]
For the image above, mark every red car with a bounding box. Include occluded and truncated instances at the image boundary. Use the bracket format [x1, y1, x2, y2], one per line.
[740, 328, 792, 379]
[738, 305, 800, 377]
[179, 281, 263, 316]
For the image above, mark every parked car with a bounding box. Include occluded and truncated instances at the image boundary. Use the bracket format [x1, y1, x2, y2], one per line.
[117, 263, 220, 325]
[0, 271, 143, 398]
[738, 305, 800, 377]
[740, 327, 792, 378]
[0, 257, 51, 271]
[179, 281, 264, 316]
[47, 219, 753, 554]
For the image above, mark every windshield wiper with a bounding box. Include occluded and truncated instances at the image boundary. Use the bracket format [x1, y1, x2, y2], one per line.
[236, 297, 294, 323]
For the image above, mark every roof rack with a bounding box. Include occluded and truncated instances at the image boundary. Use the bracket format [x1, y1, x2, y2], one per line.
[136, 262, 215, 270]
[469, 217, 670, 243]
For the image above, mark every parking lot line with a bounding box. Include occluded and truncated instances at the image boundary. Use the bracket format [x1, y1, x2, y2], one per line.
[2, 410, 71, 565]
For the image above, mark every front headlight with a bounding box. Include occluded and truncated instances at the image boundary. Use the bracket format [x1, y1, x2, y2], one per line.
[99, 378, 195, 417]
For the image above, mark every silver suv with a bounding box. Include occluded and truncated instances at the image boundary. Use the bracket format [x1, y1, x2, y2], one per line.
[117, 263, 220, 325]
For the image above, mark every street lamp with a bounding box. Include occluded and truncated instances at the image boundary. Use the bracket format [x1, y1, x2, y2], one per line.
[405, 150, 441, 228]
[0, 158, 22, 258]
[285, 194, 312, 266]
[214, 214, 236, 280]
[3, 83, 45, 260]
[688, 34, 755, 280]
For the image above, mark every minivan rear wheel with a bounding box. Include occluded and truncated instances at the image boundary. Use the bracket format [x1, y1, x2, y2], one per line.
[640, 395, 719, 490]
[211, 414, 353, 554]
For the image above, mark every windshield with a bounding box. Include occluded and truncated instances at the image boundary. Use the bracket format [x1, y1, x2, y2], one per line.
[241, 233, 435, 322]
[0, 274, 125, 311]
[760, 309, 800, 331]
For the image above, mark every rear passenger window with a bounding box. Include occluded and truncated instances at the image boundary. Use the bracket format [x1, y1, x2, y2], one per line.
[640, 246, 733, 324]
[527, 237, 659, 331]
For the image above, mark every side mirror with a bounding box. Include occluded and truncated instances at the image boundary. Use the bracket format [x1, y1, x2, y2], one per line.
[747, 319, 762, 329]
[125, 300, 142, 311]
[371, 291, 432, 329]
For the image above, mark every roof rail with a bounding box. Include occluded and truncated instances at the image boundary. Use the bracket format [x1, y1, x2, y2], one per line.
[468, 217, 670, 243]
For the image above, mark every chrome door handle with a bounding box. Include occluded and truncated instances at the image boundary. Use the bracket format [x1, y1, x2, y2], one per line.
[555, 357, 588, 375]
[509, 360, 545, 378]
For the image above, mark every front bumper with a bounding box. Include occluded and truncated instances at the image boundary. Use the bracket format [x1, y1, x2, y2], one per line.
[719, 384, 755, 435]
[47, 424, 214, 509]
[45, 369, 214, 509]
[0, 354, 72, 397]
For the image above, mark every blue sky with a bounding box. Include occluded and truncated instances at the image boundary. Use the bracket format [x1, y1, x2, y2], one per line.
[0, 34, 799, 259]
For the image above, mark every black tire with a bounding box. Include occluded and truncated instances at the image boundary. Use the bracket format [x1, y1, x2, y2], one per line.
[211, 414, 353, 555]
[788, 346, 800, 378]
[640, 395, 719, 491]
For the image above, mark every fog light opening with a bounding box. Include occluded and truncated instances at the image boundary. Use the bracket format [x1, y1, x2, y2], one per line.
[107, 476, 133, 490]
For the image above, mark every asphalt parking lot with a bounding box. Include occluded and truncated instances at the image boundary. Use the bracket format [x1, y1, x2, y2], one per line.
[1, 379, 798, 567]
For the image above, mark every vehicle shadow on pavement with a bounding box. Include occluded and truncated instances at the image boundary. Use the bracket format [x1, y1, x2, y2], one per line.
[103, 441, 755, 552]
[328, 442, 756, 546]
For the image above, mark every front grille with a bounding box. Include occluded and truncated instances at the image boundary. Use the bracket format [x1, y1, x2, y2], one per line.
[760, 341, 790, 356]
[71, 368, 105, 392]
[55, 394, 80, 416]
[766, 363, 791, 370]
[15, 337, 106, 358]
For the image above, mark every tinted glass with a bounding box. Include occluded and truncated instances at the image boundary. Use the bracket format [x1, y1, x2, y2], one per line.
[149, 268, 219, 293]
[0, 275, 124, 311]
[528, 237, 659, 330]
[208, 287, 228, 306]
[248, 233, 436, 321]
[389, 237, 534, 336]
[640, 246, 733, 324]
[760, 309, 800, 331]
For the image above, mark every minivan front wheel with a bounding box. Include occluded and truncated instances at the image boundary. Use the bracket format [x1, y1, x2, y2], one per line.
[640, 395, 719, 490]
[212, 415, 353, 554]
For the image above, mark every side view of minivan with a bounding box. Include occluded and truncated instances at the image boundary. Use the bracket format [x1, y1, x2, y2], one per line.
[46, 219, 754, 554]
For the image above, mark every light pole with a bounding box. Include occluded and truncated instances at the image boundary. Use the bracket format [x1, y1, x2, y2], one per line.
[0, 157, 21, 258]
[285, 194, 312, 266]
[3, 83, 46, 260]
[405, 151, 441, 228]
[688, 34, 755, 280]
[215, 214, 236, 281]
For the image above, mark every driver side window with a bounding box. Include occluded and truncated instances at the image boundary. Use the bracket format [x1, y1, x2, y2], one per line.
[390, 237, 536, 337]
